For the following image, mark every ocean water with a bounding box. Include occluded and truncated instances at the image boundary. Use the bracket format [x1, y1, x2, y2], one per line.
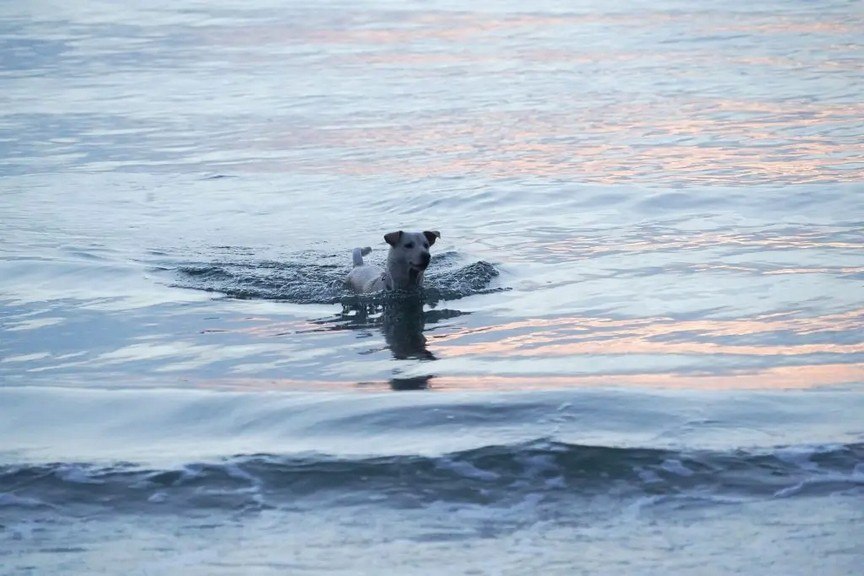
[1, 0, 863, 574]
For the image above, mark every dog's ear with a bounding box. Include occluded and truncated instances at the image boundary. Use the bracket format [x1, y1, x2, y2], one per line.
[384, 231, 403, 246]
[423, 230, 441, 246]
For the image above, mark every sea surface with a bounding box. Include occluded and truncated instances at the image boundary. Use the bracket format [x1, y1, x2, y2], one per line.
[1, 0, 863, 574]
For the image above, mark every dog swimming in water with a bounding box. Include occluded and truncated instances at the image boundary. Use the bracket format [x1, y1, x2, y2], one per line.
[346, 230, 440, 294]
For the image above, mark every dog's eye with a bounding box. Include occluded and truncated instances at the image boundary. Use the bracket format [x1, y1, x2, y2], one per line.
[423, 242, 429, 249]
[404, 242, 414, 249]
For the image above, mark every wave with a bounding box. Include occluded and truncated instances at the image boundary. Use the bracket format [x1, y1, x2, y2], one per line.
[167, 250, 501, 304]
[3, 441, 861, 515]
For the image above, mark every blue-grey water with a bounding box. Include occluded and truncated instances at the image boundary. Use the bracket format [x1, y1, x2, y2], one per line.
[1, 0, 863, 574]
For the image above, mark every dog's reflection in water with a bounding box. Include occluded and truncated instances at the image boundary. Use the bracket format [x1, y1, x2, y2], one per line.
[340, 296, 452, 360]
[379, 297, 435, 360]
[322, 294, 465, 389]
[389, 375, 433, 390]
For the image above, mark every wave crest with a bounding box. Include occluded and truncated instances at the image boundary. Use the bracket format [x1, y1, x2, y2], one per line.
[3, 441, 861, 514]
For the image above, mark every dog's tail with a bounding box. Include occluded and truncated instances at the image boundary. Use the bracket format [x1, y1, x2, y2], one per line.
[352, 246, 372, 267]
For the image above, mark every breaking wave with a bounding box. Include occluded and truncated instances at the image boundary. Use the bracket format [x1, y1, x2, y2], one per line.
[3, 441, 861, 515]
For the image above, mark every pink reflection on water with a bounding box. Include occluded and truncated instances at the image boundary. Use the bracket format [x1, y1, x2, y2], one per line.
[426, 363, 864, 391]
[194, 6, 863, 185]
[195, 362, 863, 392]
[430, 309, 864, 359]
[232, 99, 862, 184]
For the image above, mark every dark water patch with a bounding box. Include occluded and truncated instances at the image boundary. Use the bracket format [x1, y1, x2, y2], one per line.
[170, 249, 501, 304]
[3, 441, 861, 516]
[0, 35, 68, 73]
[388, 375, 434, 391]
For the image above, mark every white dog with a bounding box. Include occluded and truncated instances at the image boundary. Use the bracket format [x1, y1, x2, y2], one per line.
[346, 230, 440, 294]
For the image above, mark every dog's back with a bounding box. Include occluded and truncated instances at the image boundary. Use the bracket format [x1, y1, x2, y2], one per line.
[346, 247, 385, 293]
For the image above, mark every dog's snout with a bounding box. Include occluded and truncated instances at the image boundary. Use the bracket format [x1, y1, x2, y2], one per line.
[420, 252, 431, 267]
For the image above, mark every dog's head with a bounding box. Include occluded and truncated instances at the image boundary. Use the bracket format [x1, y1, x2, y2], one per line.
[384, 230, 440, 275]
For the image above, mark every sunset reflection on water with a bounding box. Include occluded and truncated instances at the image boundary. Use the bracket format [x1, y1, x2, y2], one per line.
[200, 7, 863, 185]
[2, 0, 860, 397]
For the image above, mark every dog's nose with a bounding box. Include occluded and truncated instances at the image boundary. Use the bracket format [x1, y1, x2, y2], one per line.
[420, 252, 431, 268]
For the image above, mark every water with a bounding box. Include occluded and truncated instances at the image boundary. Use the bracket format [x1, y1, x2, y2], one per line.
[1, 0, 863, 574]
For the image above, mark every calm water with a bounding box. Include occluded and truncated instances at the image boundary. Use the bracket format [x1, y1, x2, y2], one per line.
[1, 0, 863, 574]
